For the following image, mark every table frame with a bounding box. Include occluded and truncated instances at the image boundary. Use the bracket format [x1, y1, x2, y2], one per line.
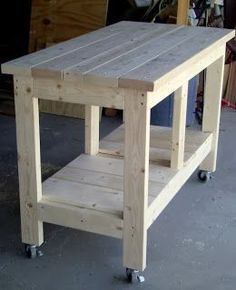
[14, 44, 225, 271]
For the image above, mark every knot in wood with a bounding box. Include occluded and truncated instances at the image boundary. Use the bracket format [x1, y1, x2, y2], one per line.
[26, 202, 33, 209]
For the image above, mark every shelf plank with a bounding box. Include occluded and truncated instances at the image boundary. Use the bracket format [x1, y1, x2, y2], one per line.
[54, 166, 162, 194]
[67, 153, 173, 184]
[99, 125, 208, 164]
[102, 125, 208, 147]
[41, 126, 213, 237]
[43, 177, 124, 216]
[42, 157, 164, 217]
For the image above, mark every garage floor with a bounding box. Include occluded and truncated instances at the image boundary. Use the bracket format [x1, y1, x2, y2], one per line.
[0, 109, 235, 290]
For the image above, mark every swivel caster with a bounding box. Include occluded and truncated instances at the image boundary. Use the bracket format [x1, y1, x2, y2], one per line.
[198, 170, 211, 183]
[24, 244, 43, 259]
[126, 268, 145, 283]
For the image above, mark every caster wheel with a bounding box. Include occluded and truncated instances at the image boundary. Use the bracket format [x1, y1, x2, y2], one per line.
[126, 268, 145, 283]
[198, 170, 211, 183]
[24, 244, 43, 259]
[25, 244, 37, 259]
[137, 275, 145, 283]
[126, 268, 134, 283]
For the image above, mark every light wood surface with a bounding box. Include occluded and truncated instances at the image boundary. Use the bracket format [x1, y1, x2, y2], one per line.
[119, 28, 234, 91]
[2, 22, 164, 76]
[2, 23, 234, 92]
[85, 105, 100, 155]
[14, 77, 44, 246]
[32, 23, 176, 80]
[39, 128, 213, 245]
[100, 124, 212, 158]
[33, 78, 124, 109]
[38, 200, 123, 239]
[147, 45, 226, 109]
[1, 22, 234, 272]
[200, 55, 225, 172]
[171, 83, 188, 169]
[148, 131, 213, 227]
[123, 91, 150, 271]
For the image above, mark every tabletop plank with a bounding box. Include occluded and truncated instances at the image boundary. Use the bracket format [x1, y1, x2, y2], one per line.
[32, 23, 177, 79]
[65, 24, 179, 82]
[118, 27, 235, 91]
[1, 21, 234, 92]
[81, 26, 202, 87]
[2, 21, 145, 76]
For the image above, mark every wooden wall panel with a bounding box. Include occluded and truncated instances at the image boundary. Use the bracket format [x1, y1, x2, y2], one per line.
[29, 0, 108, 52]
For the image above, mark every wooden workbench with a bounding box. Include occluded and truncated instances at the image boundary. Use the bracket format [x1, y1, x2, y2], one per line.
[1, 21, 234, 277]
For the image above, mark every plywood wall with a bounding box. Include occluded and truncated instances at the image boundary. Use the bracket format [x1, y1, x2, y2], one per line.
[29, 0, 108, 51]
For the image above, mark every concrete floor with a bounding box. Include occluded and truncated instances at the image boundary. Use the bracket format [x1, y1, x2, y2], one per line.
[0, 110, 235, 290]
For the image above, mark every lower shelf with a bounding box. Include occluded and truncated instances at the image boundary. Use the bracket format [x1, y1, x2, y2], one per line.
[39, 125, 213, 239]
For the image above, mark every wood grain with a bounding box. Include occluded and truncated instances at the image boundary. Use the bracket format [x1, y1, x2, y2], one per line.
[123, 91, 150, 271]
[200, 54, 225, 172]
[171, 83, 188, 169]
[14, 77, 44, 246]
[119, 28, 234, 91]
[29, 0, 108, 52]
[85, 105, 100, 155]
[38, 200, 123, 239]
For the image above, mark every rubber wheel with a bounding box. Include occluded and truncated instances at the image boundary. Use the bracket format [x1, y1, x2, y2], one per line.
[126, 268, 133, 283]
[198, 170, 211, 183]
[25, 244, 37, 259]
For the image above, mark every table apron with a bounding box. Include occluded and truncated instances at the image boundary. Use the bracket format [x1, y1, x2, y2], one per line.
[33, 79, 125, 109]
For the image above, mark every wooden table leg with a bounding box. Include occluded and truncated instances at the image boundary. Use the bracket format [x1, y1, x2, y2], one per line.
[14, 77, 43, 246]
[123, 90, 150, 271]
[200, 51, 225, 172]
[85, 105, 100, 155]
[171, 82, 188, 169]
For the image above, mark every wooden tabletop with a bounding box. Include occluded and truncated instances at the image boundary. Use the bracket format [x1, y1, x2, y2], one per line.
[2, 21, 234, 91]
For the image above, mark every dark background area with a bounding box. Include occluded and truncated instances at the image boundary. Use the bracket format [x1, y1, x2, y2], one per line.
[0, 0, 32, 63]
[224, 0, 236, 29]
[0, 0, 32, 96]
